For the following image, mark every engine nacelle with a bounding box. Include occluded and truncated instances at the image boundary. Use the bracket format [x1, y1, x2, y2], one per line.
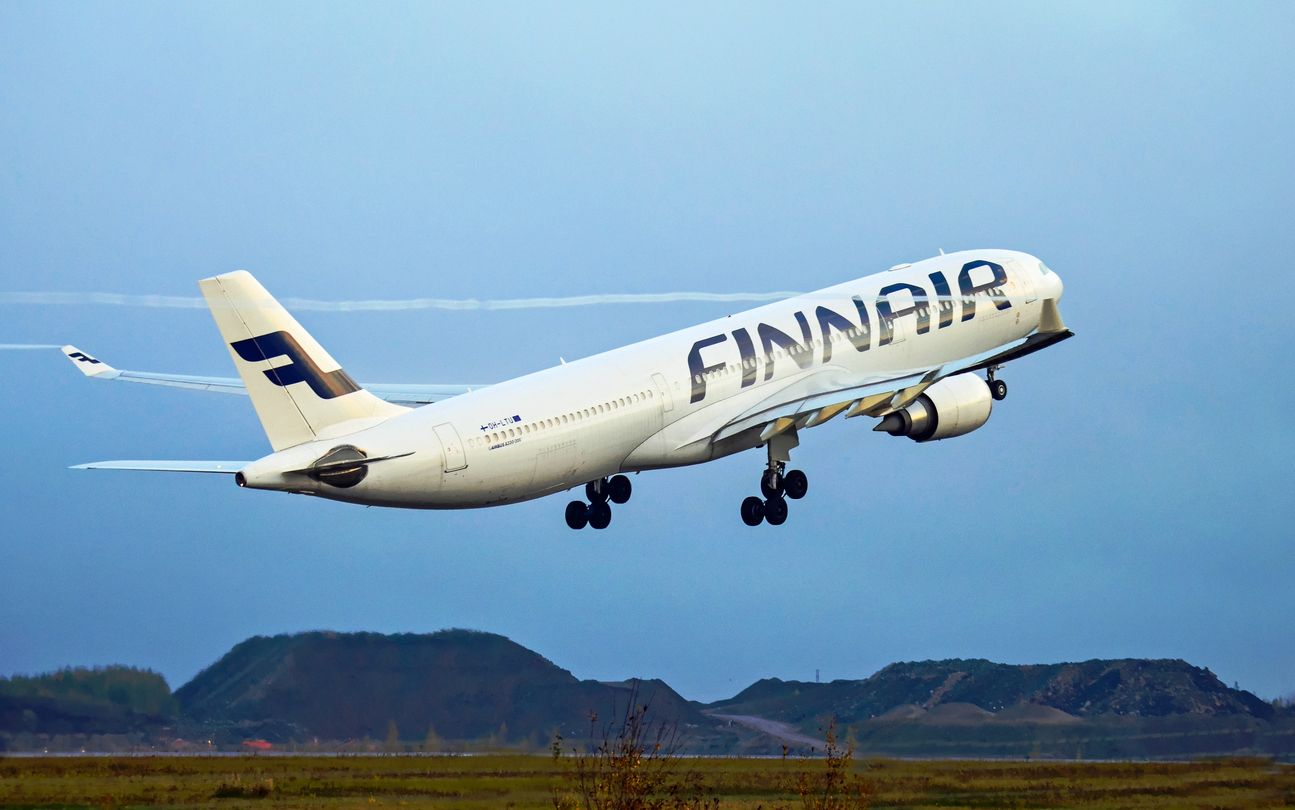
[874, 374, 993, 442]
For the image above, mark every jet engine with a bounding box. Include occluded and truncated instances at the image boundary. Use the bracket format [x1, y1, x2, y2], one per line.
[874, 374, 993, 442]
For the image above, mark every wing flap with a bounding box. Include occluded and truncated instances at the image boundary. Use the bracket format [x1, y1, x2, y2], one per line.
[710, 369, 931, 443]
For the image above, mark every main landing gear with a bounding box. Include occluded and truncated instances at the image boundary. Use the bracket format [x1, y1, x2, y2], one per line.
[565, 475, 632, 530]
[987, 366, 1008, 401]
[741, 431, 808, 527]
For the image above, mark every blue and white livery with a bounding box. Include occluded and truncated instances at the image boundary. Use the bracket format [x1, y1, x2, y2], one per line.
[66, 249, 1071, 528]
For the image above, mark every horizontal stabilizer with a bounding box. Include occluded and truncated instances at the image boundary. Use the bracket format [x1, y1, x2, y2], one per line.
[71, 460, 249, 474]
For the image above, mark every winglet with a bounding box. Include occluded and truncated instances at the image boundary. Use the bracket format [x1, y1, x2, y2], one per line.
[61, 345, 121, 379]
[1038, 299, 1067, 335]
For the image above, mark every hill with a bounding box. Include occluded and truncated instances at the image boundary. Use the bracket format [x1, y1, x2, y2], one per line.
[706, 658, 1295, 758]
[3, 635, 1289, 757]
[175, 630, 733, 749]
[709, 658, 1275, 726]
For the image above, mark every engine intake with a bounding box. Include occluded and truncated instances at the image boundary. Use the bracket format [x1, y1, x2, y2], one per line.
[874, 374, 993, 442]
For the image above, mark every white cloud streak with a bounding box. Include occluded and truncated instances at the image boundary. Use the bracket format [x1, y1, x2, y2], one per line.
[0, 290, 804, 312]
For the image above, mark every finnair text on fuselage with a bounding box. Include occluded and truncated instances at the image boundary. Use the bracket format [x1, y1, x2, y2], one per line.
[687, 257, 1015, 404]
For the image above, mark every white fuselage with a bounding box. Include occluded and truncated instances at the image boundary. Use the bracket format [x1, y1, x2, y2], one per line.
[237, 249, 1063, 508]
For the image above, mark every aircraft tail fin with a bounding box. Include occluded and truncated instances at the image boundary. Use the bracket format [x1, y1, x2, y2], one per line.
[198, 271, 406, 450]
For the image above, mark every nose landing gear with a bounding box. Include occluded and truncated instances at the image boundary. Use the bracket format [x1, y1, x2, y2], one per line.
[565, 474, 633, 530]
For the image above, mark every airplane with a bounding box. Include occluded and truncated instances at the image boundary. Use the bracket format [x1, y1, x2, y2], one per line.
[64, 249, 1071, 528]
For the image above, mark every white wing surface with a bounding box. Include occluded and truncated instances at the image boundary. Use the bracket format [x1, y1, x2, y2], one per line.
[60, 345, 482, 406]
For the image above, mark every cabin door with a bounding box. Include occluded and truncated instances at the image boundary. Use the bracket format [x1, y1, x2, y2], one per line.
[433, 423, 468, 472]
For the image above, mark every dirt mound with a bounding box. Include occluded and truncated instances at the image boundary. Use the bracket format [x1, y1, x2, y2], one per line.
[875, 704, 927, 722]
[924, 702, 995, 724]
[995, 703, 1082, 724]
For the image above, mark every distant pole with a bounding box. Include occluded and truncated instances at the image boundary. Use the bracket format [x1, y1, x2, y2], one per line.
[815, 668, 820, 683]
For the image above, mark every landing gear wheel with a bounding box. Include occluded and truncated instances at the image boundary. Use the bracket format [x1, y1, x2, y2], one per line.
[565, 501, 589, 530]
[740, 496, 766, 526]
[585, 480, 608, 503]
[588, 500, 612, 530]
[990, 379, 1008, 401]
[783, 469, 808, 500]
[760, 469, 784, 499]
[764, 496, 788, 526]
[607, 475, 632, 505]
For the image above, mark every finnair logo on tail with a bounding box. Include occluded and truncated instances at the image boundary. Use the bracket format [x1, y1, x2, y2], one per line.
[230, 331, 361, 400]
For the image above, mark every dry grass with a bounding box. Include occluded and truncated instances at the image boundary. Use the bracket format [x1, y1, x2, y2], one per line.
[0, 754, 1291, 809]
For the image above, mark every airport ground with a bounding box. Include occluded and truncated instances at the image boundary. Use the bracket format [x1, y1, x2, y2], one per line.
[2, 754, 1293, 809]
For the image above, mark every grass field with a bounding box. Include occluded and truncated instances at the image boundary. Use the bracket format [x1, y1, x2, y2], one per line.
[2, 754, 1293, 809]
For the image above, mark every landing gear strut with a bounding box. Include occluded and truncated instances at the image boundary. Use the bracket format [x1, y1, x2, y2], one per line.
[987, 366, 1008, 401]
[565, 474, 632, 530]
[741, 430, 808, 527]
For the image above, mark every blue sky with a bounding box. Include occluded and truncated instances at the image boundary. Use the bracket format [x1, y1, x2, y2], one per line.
[2, 2, 1292, 703]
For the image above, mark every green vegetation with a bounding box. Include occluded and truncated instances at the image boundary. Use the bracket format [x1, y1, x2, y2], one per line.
[1, 754, 1291, 809]
[0, 667, 173, 717]
[553, 685, 717, 810]
[0, 667, 175, 747]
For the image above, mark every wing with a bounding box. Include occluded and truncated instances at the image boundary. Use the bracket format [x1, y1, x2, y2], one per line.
[60, 345, 483, 406]
[695, 301, 1074, 446]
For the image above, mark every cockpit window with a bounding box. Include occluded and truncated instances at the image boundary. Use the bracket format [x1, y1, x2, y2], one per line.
[1038, 261, 1053, 276]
